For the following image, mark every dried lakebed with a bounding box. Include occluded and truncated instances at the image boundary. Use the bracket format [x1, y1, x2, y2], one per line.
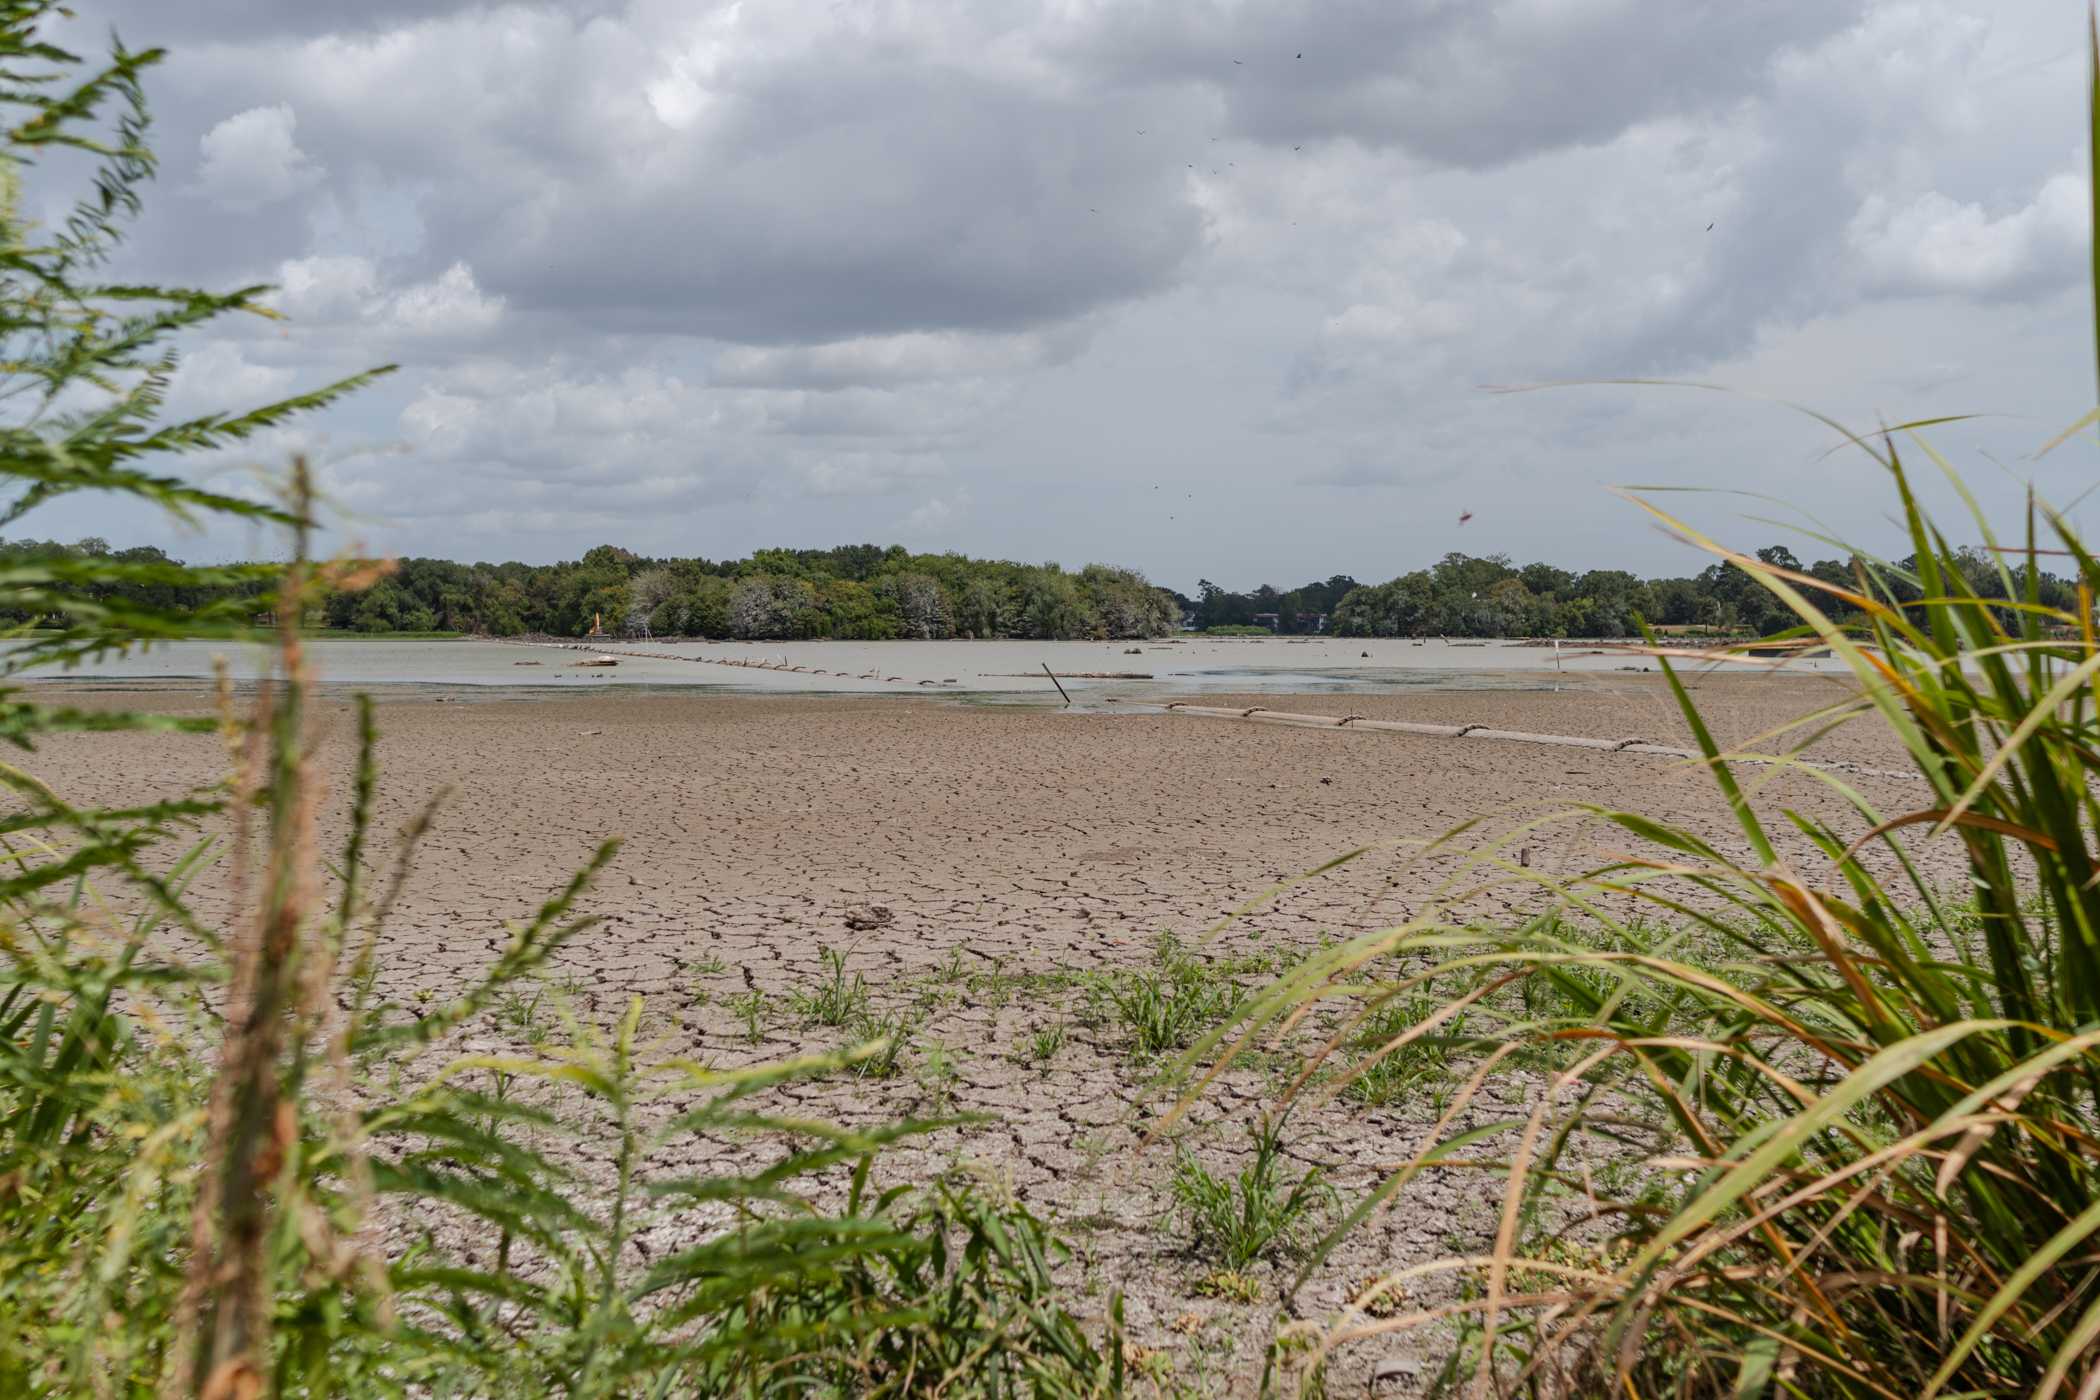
[32, 675, 1942, 1392]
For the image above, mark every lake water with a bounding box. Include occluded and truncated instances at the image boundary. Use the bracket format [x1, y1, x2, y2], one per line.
[25, 634, 1830, 704]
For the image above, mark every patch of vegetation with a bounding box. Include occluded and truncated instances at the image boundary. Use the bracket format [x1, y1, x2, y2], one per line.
[1169, 1118, 1335, 1272]
[917, 1038, 965, 1113]
[1105, 933, 1248, 1060]
[1018, 1021, 1068, 1065]
[1192, 1269, 1263, 1304]
[846, 1007, 917, 1079]
[789, 944, 871, 1027]
[724, 988, 770, 1043]
[1338, 993, 1463, 1107]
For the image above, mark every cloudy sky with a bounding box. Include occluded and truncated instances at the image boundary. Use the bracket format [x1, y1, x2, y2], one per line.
[40, 0, 2100, 591]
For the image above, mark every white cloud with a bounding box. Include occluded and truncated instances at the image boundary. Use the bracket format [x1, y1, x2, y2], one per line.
[1850, 173, 2087, 298]
[195, 103, 323, 209]
[901, 489, 970, 534]
[164, 340, 298, 421]
[385, 262, 506, 336]
[273, 254, 380, 320]
[712, 327, 1088, 389]
[384, 357, 975, 530]
[272, 255, 504, 340]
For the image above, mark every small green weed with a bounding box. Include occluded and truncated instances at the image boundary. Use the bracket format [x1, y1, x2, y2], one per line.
[496, 987, 554, 1047]
[791, 946, 870, 1027]
[725, 989, 770, 1043]
[1170, 1117, 1335, 1271]
[848, 1008, 917, 1079]
[918, 1039, 963, 1112]
[1340, 994, 1463, 1107]
[1108, 934, 1245, 1059]
[1018, 1022, 1067, 1065]
[1192, 1269, 1262, 1304]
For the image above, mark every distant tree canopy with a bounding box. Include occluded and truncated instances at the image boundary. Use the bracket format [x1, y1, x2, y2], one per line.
[320, 545, 1183, 640]
[1326, 546, 2083, 638]
[1164, 575, 1362, 634]
[0, 539, 1180, 641]
[7, 536, 2074, 643]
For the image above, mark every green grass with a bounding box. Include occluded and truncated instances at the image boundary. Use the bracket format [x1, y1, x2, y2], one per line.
[846, 1007, 917, 1079]
[1335, 993, 1463, 1107]
[1102, 933, 1248, 1061]
[1018, 1021, 1069, 1065]
[723, 988, 770, 1043]
[788, 945, 871, 1027]
[1169, 1116, 1335, 1273]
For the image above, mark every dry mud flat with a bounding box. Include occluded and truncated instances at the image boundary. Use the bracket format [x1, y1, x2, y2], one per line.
[32, 672, 1941, 1393]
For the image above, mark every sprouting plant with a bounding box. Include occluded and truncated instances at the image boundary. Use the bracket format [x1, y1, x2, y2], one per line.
[496, 987, 555, 1047]
[1169, 1116, 1335, 1272]
[1192, 1269, 1262, 1304]
[790, 945, 870, 1027]
[1338, 993, 1463, 1107]
[917, 1039, 963, 1113]
[724, 989, 770, 1044]
[847, 1008, 916, 1079]
[1109, 934, 1246, 1060]
[1019, 1021, 1068, 1065]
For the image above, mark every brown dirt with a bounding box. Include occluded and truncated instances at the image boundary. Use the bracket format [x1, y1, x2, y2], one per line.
[25, 675, 1946, 1393]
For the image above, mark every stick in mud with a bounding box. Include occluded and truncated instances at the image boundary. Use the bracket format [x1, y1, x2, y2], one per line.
[1041, 662, 1072, 705]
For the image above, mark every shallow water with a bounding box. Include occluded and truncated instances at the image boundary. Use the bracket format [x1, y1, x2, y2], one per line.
[24, 634, 1829, 701]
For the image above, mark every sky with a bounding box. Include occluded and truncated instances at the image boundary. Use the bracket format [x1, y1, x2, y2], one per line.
[34, 0, 2100, 593]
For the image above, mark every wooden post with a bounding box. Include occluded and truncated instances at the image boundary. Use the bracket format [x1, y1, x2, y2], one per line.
[1041, 662, 1071, 705]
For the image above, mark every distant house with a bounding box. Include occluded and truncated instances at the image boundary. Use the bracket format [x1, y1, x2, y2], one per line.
[1252, 612, 1281, 630]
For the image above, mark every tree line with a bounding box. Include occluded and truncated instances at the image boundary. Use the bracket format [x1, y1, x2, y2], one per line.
[1325, 546, 2081, 638]
[0, 538, 1181, 640]
[7, 536, 2073, 642]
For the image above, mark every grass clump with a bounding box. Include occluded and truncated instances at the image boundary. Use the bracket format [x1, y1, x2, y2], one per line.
[723, 987, 770, 1043]
[846, 1006, 917, 1078]
[1335, 992, 1464, 1107]
[790, 944, 871, 1027]
[1169, 1117, 1335, 1273]
[1105, 933, 1247, 1060]
[1019, 1021, 1069, 1065]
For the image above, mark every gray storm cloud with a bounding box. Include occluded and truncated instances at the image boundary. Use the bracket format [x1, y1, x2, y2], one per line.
[51, 0, 2100, 584]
